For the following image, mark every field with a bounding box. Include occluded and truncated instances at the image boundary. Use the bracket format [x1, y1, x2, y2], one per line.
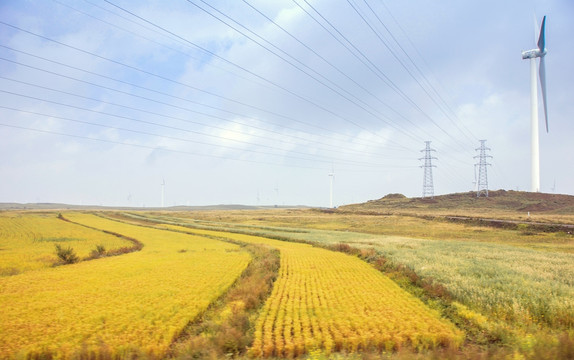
[157, 224, 463, 356]
[0, 213, 250, 358]
[1, 192, 574, 359]
[151, 210, 574, 325]
[0, 212, 134, 276]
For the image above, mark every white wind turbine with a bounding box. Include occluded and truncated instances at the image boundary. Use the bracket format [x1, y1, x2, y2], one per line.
[161, 179, 165, 208]
[328, 168, 334, 208]
[521, 15, 548, 193]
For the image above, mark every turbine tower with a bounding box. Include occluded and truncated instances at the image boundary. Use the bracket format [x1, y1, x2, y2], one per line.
[521, 15, 548, 193]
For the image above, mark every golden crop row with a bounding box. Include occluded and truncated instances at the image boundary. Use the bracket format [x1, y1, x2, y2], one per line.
[161, 225, 464, 357]
[0, 213, 132, 276]
[0, 213, 251, 359]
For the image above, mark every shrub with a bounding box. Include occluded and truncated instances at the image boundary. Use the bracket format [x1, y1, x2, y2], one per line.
[54, 244, 79, 264]
[89, 244, 107, 259]
[517, 223, 536, 235]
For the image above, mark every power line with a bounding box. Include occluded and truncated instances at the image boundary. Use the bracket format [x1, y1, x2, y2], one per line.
[236, 0, 428, 143]
[1, 45, 388, 152]
[100, 1, 401, 144]
[2, 2, 466, 155]
[0, 87, 403, 168]
[291, 0, 469, 154]
[0, 122, 318, 169]
[359, 0, 478, 146]
[0, 60, 396, 159]
[345, 0, 470, 153]
[0, 3, 482, 193]
[0, 105, 380, 167]
[377, 0, 478, 144]
[0, 21, 404, 155]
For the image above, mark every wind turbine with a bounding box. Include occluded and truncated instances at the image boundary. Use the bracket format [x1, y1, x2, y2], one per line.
[328, 168, 334, 208]
[521, 15, 548, 193]
[161, 179, 165, 208]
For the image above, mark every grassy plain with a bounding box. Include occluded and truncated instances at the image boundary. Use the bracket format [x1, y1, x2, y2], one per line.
[0, 213, 250, 359]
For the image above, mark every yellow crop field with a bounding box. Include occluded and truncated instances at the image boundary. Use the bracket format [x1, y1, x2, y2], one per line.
[0, 212, 132, 276]
[0, 213, 250, 359]
[160, 225, 464, 357]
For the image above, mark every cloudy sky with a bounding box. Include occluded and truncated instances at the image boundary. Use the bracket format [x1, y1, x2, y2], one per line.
[0, 0, 572, 207]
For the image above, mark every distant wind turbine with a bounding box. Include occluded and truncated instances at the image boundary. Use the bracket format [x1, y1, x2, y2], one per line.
[161, 179, 165, 208]
[521, 15, 548, 193]
[328, 168, 334, 208]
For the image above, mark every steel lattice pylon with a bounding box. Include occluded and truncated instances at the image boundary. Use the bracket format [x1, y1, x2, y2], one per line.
[419, 141, 437, 199]
[474, 140, 492, 197]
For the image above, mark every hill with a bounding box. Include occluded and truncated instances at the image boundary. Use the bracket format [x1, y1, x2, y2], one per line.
[339, 190, 574, 224]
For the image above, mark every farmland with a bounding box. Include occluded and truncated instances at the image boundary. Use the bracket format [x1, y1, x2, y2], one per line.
[156, 224, 463, 356]
[0, 213, 250, 358]
[0, 212, 134, 276]
[125, 193, 574, 358]
[1, 191, 574, 359]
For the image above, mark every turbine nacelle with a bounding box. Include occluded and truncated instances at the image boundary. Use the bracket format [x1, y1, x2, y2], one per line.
[521, 48, 546, 59]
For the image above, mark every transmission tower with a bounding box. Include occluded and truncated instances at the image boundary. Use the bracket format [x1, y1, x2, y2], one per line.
[419, 141, 437, 198]
[474, 140, 492, 197]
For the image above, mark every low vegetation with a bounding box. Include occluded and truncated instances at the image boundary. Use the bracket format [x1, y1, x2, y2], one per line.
[54, 243, 79, 264]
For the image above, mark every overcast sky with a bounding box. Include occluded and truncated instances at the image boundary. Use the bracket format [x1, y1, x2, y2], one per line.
[0, 0, 572, 207]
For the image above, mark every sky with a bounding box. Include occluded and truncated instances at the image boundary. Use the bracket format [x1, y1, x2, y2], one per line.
[0, 0, 572, 208]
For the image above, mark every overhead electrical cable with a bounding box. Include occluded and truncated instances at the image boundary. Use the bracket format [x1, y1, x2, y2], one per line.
[357, 0, 478, 147]
[195, 0, 428, 144]
[0, 122, 326, 169]
[290, 0, 461, 152]
[1, 45, 388, 153]
[0, 88, 363, 167]
[0, 4, 472, 166]
[184, 0, 419, 148]
[0, 21, 385, 151]
[292, 0, 435, 119]
[345, 0, 470, 154]
[0, 58, 402, 157]
[1, 105, 401, 168]
[0, 86, 405, 168]
[374, 0, 479, 143]
[100, 1, 402, 145]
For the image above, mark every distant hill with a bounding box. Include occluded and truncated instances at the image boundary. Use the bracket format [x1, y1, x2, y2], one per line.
[339, 190, 574, 217]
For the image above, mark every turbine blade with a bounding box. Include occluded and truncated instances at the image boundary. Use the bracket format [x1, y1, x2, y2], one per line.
[539, 56, 549, 132]
[537, 15, 546, 51]
[533, 14, 539, 43]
